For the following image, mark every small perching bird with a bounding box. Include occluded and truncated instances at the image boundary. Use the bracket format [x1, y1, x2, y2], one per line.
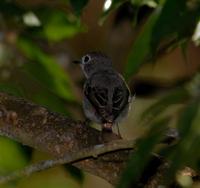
[74, 52, 132, 133]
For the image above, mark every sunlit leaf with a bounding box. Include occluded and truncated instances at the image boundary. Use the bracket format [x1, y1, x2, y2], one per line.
[100, 0, 124, 25]
[17, 38, 75, 101]
[141, 87, 190, 124]
[0, 137, 28, 175]
[23, 11, 41, 27]
[124, 10, 159, 79]
[118, 117, 170, 188]
[192, 20, 200, 46]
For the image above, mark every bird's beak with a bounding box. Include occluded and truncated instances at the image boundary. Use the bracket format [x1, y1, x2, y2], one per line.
[73, 60, 81, 64]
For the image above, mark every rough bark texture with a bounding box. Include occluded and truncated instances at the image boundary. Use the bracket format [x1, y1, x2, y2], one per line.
[0, 92, 131, 185]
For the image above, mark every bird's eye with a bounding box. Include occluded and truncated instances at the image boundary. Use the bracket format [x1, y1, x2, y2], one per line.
[82, 55, 91, 64]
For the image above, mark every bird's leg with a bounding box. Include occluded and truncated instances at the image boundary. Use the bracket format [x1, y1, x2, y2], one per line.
[100, 123, 122, 142]
[101, 123, 113, 142]
[116, 123, 122, 138]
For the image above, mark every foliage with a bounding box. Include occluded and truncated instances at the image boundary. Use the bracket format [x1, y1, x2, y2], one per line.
[0, 0, 200, 187]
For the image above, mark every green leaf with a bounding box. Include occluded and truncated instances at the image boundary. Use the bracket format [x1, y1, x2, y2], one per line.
[118, 117, 170, 188]
[141, 87, 190, 124]
[31, 89, 70, 115]
[17, 38, 75, 101]
[0, 137, 28, 175]
[64, 164, 84, 183]
[192, 20, 200, 46]
[18, 167, 78, 188]
[131, 0, 158, 7]
[162, 100, 200, 185]
[124, 10, 159, 80]
[99, 0, 124, 25]
[43, 12, 85, 41]
[100, 0, 158, 25]
[150, 0, 200, 54]
[180, 39, 189, 63]
[177, 100, 200, 138]
[0, 83, 25, 97]
[124, 0, 200, 80]
[9, 68, 70, 115]
[69, 0, 88, 16]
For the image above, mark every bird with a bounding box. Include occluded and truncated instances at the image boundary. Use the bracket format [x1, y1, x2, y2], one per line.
[73, 52, 132, 134]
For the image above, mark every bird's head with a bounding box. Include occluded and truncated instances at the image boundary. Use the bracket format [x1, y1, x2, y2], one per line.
[73, 52, 113, 78]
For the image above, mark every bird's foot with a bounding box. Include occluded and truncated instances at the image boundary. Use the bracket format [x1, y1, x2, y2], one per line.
[100, 123, 122, 143]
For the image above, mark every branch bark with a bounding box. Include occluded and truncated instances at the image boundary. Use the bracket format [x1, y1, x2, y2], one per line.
[0, 92, 133, 185]
[0, 139, 135, 184]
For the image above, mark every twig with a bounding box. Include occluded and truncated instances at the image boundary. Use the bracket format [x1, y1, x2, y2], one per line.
[0, 139, 135, 185]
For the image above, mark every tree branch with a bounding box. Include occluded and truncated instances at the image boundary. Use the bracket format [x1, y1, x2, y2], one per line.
[0, 92, 133, 185]
[0, 139, 135, 184]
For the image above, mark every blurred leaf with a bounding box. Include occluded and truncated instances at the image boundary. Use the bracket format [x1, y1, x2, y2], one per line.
[100, 0, 157, 25]
[177, 100, 199, 138]
[118, 117, 170, 188]
[125, 0, 200, 80]
[69, 0, 88, 16]
[180, 39, 189, 63]
[64, 164, 84, 184]
[151, 0, 200, 54]
[18, 166, 79, 188]
[131, 0, 158, 7]
[141, 87, 190, 123]
[31, 90, 70, 115]
[186, 73, 200, 97]
[124, 10, 159, 79]
[0, 1, 25, 18]
[0, 137, 28, 175]
[187, 106, 200, 170]
[161, 99, 200, 185]
[0, 83, 25, 97]
[13, 67, 71, 115]
[100, 0, 124, 25]
[23, 11, 41, 27]
[17, 38, 75, 101]
[43, 12, 85, 41]
[0, 183, 15, 188]
[192, 20, 200, 46]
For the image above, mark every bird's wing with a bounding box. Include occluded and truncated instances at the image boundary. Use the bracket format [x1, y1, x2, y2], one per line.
[84, 80, 131, 123]
[112, 84, 130, 120]
[84, 81, 111, 123]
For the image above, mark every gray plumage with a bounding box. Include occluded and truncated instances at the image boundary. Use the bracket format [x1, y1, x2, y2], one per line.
[74, 52, 132, 132]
